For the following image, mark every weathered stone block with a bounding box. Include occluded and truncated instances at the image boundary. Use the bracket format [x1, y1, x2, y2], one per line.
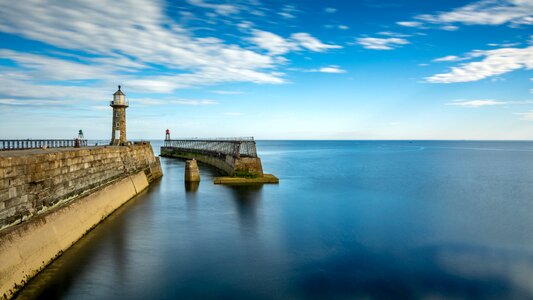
[0, 189, 9, 202]
[8, 187, 17, 198]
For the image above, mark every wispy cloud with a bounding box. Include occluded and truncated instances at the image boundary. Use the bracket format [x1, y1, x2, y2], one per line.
[293, 65, 347, 74]
[250, 30, 341, 55]
[291, 33, 342, 52]
[0, 0, 288, 100]
[0, 98, 65, 106]
[211, 90, 245, 95]
[314, 66, 347, 74]
[397, 21, 423, 27]
[377, 31, 411, 38]
[325, 7, 337, 13]
[249, 30, 297, 55]
[515, 110, 533, 120]
[433, 55, 463, 62]
[223, 112, 243, 116]
[426, 45, 533, 83]
[134, 98, 218, 106]
[279, 4, 298, 19]
[419, 0, 533, 26]
[445, 99, 508, 107]
[170, 99, 217, 105]
[186, 0, 240, 16]
[357, 37, 409, 50]
[488, 42, 521, 47]
[441, 25, 460, 31]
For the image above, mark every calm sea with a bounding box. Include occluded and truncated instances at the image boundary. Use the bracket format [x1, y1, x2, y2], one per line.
[15, 141, 533, 300]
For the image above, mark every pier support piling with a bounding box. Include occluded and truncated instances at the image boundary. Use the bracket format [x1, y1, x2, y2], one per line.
[185, 159, 200, 182]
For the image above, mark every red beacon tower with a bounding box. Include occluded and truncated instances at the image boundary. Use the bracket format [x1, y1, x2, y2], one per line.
[165, 129, 171, 146]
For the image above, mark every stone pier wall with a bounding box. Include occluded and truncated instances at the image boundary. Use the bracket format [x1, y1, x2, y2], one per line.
[0, 144, 163, 299]
[0, 144, 162, 230]
[160, 147, 235, 175]
[234, 157, 263, 177]
[160, 147, 263, 177]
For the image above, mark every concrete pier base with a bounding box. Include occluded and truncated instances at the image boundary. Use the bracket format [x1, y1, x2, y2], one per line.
[214, 174, 279, 185]
[185, 159, 200, 182]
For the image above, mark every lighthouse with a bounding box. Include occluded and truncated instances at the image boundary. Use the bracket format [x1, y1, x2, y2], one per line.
[110, 85, 128, 145]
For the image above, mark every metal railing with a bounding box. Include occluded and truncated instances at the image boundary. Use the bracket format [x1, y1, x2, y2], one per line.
[0, 139, 88, 151]
[109, 100, 129, 107]
[163, 138, 257, 158]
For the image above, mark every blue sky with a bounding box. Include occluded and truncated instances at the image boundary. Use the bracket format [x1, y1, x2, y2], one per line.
[0, 0, 531, 140]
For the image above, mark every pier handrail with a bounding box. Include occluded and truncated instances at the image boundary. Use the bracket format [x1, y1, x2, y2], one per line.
[163, 137, 257, 158]
[166, 137, 255, 142]
[0, 139, 88, 151]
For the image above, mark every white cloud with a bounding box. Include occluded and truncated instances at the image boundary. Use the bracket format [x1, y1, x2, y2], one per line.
[300, 65, 347, 73]
[0, 72, 109, 101]
[249, 30, 297, 55]
[316, 66, 347, 73]
[90, 105, 110, 111]
[223, 112, 243, 116]
[515, 110, 533, 120]
[377, 31, 411, 38]
[357, 37, 409, 50]
[290, 33, 342, 52]
[397, 21, 423, 27]
[441, 25, 460, 31]
[415, 0, 533, 27]
[488, 41, 521, 47]
[0, 49, 133, 81]
[426, 45, 533, 83]
[279, 4, 298, 19]
[134, 98, 218, 106]
[237, 21, 254, 29]
[211, 90, 245, 95]
[0, 0, 291, 102]
[0, 98, 65, 106]
[187, 0, 240, 16]
[445, 99, 508, 107]
[325, 7, 337, 13]
[433, 55, 462, 62]
[250, 31, 341, 54]
[170, 99, 217, 105]
[278, 12, 295, 19]
[338, 25, 349, 30]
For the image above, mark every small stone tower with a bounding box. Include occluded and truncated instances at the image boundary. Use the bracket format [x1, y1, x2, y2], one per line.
[110, 85, 128, 145]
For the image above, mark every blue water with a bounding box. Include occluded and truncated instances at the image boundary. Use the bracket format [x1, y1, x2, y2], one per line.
[15, 141, 533, 299]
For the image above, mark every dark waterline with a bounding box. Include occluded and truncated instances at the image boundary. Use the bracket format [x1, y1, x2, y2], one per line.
[15, 141, 533, 300]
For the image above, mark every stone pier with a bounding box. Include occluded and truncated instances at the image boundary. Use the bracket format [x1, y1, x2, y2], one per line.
[0, 143, 162, 299]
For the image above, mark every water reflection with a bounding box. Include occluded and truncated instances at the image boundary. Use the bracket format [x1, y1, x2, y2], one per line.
[226, 185, 263, 234]
[184, 181, 200, 193]
[295, 243, 531, 299]
[14, 191, 140, 300]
